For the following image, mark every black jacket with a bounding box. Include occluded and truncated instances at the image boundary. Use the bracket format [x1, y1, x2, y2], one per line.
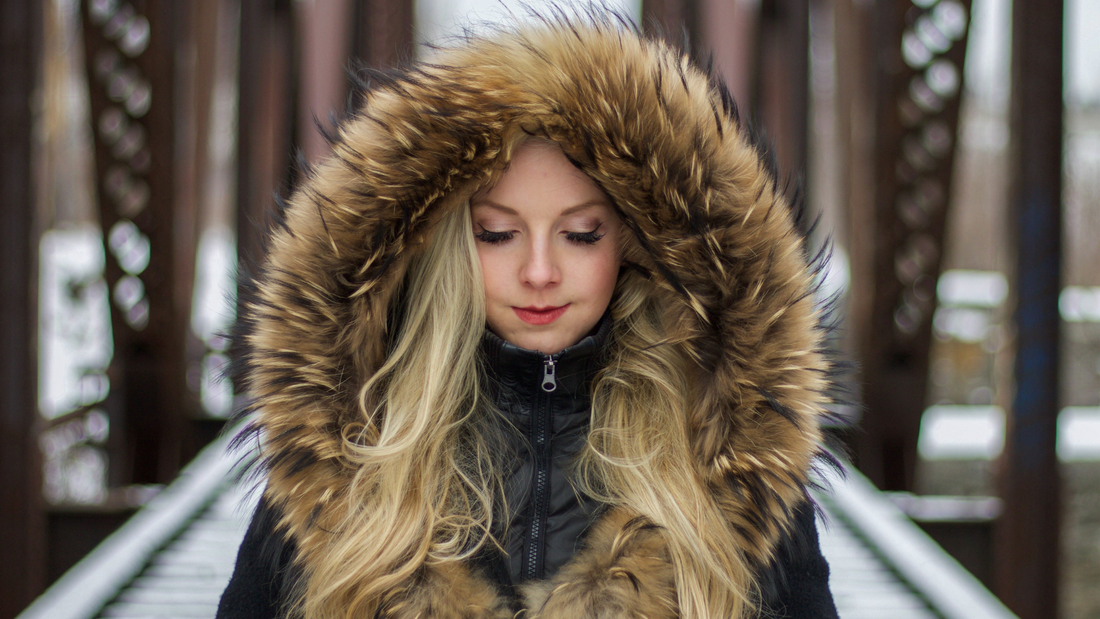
[219, 321, 838, 618]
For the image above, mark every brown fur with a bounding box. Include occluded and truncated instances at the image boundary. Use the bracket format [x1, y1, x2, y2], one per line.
[236, 12, 830, 618]
[379, 562, 513, 619]
[522, 509, 677, 619]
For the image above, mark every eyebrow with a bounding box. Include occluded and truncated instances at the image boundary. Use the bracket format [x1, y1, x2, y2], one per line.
[469, 199, 610, 216]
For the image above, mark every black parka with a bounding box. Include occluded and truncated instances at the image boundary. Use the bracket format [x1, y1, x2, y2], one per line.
[219, 319, 838, 618]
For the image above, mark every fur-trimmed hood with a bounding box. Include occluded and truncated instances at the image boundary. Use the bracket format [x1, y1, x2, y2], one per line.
[234, 11, 832, 619]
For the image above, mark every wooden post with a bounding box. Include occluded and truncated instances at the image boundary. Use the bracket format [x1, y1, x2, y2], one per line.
[995, 0, 1063, 615]
[0, 0, 46, 614]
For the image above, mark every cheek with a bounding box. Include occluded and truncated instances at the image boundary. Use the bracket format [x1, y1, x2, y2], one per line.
[476, 247, 507, 302]
[585, 246, 621, 301]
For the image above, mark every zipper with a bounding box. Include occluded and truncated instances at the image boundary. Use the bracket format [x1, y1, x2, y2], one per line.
[541, 357, 557, 392]
[523, 353, 557, 581]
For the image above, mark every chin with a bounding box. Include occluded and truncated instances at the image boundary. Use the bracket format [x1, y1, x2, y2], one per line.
[518, 336, 568, 354]
[510, 329, 578, 355]
[488, 309, 592, 353]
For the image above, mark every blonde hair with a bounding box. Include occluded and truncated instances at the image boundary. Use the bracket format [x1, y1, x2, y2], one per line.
[301, 180, 757, 619]
[578, 271, 760, 618]
[299, 202, 505, 618]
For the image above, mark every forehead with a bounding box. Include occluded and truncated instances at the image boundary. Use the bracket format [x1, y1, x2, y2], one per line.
[471, 140, 610, 215]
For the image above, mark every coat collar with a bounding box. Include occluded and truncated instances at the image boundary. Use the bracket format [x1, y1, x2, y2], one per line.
[480, 310, 612, 404]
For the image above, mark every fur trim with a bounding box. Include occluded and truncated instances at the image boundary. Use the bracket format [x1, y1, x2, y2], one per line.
[379, 562, 512, 619]
[232, 9, 831, 618]
[522, 508, 677, 619]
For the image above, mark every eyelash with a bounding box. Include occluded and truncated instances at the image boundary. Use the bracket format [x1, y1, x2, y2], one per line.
[474, 228, 513, 244]
[565, 228, 605, 245]
[473, 226, 605, 246]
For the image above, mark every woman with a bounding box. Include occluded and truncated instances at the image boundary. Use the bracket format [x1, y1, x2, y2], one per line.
[219, 12, 838, 619]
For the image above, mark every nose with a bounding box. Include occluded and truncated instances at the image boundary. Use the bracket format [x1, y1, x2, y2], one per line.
[520, 238, 561, 289]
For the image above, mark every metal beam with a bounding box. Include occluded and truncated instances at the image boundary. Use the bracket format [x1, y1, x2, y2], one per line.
[754, 0, 810, 229]
[352, 0, 414, 69]
[83, 0, 193, 485]
[0, 0, 46, 613]
[642, 0, 698, 53]
[236, 0, 296, 274]
[832, 0, 876, 441]
[236, 0, 414, 273]
[994, 0, 1063, 614]
[298, 0, 353, 164]
[855, 0, 972, 491]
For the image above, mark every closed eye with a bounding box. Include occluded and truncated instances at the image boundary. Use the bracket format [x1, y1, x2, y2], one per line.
[474, 227, 514, 245]
[565, 227, 605, 245]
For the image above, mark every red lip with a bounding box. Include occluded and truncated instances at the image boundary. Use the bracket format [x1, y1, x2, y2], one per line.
[513, 304, 570, 325]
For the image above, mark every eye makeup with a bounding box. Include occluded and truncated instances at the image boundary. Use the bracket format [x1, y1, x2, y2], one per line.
[474, 226, 514, 244]
[565, 227, 605, 245]
[473, 224, 607, 246]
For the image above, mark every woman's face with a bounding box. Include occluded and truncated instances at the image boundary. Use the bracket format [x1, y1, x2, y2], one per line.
[472, 141, 623, 354]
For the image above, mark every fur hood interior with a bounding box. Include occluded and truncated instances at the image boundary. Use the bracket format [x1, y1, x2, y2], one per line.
[232, 10, 834, 618]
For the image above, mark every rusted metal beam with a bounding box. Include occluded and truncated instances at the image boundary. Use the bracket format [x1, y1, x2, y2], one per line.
[297, 0, 354, 164]
[696, 0, 756, 112]
[855, 0, 972, 491]
[237, 0, 413, 270]
[0, 0, 47, 613]
[994, 0, 1063, 615]
[833, 0, 876, 453]
[352, 0, 414, 69]
[179, 0, 223, 460]
[754, 0, 809, 229]
[649, 0, 805, 189]
[642, 0, 698, 52]
[236, 0, 296, 274]
[83, 0, 193, 485]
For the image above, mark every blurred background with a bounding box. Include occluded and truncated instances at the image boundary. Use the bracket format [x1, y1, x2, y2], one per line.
[1, 0, 1097, 617]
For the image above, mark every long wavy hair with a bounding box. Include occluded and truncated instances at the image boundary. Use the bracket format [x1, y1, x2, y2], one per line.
[297, 200, 503, 617]
[298, 146, 759, 618]
[578, 271, 761, 618]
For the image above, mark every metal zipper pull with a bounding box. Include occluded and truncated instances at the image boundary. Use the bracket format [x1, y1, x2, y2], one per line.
[541, 357, 557, 392]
